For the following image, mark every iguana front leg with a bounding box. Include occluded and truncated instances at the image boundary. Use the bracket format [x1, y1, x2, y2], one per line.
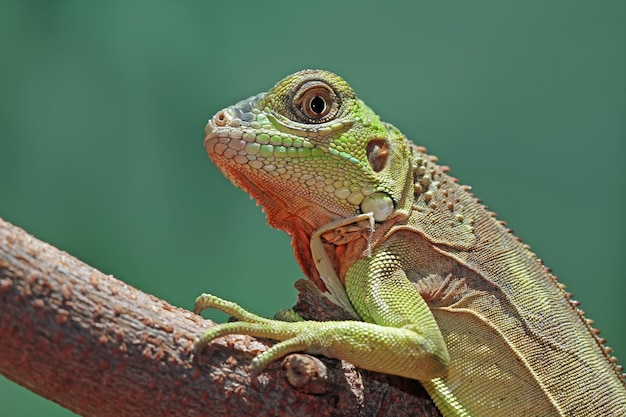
[194, 245, 449, 381]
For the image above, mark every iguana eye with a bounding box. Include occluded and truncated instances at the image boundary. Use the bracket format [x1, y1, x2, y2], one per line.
[291, 81, 339, 123]
[366, 139, 389, 172]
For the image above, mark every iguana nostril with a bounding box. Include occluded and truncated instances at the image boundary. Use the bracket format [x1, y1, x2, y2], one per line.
[214, 110, 228, 126]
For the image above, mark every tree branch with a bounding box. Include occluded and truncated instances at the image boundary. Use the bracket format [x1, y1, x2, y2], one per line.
[0, 217, 440, 417]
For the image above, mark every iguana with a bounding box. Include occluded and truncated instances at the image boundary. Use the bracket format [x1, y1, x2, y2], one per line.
[195, 69, 626, 416]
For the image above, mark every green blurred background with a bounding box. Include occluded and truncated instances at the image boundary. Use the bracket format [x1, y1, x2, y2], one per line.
[1, 1, 624, 415]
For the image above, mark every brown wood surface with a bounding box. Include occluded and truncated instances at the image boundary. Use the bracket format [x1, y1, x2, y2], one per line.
[0, 217, 440, 416]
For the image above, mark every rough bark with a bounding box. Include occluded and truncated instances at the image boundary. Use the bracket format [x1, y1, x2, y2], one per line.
[0, 217, 440, 416]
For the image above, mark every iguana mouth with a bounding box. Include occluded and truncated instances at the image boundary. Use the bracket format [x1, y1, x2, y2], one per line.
[204, 98, 325, 174]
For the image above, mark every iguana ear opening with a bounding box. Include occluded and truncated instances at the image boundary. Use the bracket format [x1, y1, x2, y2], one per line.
[366, 139, 389, 172]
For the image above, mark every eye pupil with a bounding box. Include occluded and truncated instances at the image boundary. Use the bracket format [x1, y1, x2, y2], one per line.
[310, 96, 326, 114]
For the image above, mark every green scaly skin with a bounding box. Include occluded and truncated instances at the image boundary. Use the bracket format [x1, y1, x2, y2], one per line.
[197, 70, 626, 416]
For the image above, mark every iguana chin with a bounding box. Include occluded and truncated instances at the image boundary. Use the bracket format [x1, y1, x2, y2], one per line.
[195, 69, 626, 416]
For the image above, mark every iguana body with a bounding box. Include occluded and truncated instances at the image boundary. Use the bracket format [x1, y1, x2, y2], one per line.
[196, 70, 626, 416]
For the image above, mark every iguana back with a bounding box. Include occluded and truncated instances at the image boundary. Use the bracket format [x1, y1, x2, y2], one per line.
[394, 144, 626, 414]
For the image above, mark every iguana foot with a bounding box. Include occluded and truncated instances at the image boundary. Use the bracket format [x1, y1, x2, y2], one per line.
[273, 308, 304, 322]
[194, 293, 344, 376]
[194, 293, 448, 380]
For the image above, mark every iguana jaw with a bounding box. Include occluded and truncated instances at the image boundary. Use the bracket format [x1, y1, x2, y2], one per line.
[205, 106, 361, 284]
[204, 109, 358, 228]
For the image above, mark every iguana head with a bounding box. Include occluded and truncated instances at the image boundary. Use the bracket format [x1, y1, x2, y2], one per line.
[205, 70, 414, 277]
